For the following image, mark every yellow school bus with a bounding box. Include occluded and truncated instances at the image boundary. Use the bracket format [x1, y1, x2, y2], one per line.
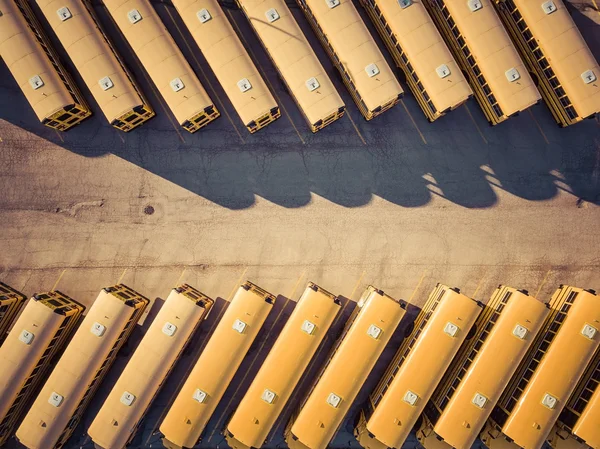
[171, 0, 280, 133]
[296, 0, 404, 120]
[0, 292, 84, 446]
[16, 285, 149, 449]
[236, 0, 345, 132]
[159, 281, 275, 449]
[433, 287, 549, 449]
[0, 0, 90, 130]
[0, 282, 27, 345]
[103, 0, 219, 132]
[492, 0, 600, 127]
[35, 0, 154, 131]
[226, 283, 341, 449]
[358, 0, 472, 121]
[285, 286, 406, 449]
[572, 348, 600, 448]
[88, 285, 214, 449]
[482, 286, 600, 449]
[421, 0, 540, 124]
[547, 346, 600, 449]
[355, 284, 481, 449]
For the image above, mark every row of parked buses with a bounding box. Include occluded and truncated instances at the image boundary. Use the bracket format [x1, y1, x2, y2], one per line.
[1, 0, 599, 134]
[0, 280, 598, 449]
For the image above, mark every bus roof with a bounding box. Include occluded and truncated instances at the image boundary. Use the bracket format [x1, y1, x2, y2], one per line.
[16, 287, 147, 449]
[88, 285, 214, 449]
[226, 283, 341, 449]
[364, 285, 481, 449]
[288, 286, 406, 449]
[365, 0, 471, 113]
[238, 0, 344, 126]
[302, 0, 403, 112]
[444, 0, 540, 116]
[36, 0, 146, 123]
[159, 281, 275, 449]
[434, 289, 548, 449]
[0, 297, 66, 423]
[171, 0, 277, 127]
[102, 0, 214, 125]
[502, 290, 600, 449]
[509, 0, 600, 119]
[0, 0, 74, 121]
[573, 364, 600, 449]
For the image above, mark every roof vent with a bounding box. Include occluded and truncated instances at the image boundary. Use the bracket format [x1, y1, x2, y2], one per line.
[197, 8, 211, 23]
[325, 0, 340, 8]
[91, 322, 106, 337]
[261, 389, 276, 404]
[467, 0, 482, 12]
[29, 75, 44, 90]
[48, 392, 64, 407]
[120, 391, 135, 406]
[19, 330, 35, 345]
[56, 6, 72, 21]
[541, 1, 557, 14]
[403, 390, 418, 406]
[306, 77, 320, 92]
[398, 0, 412, 8]
[265, 8, 280, 22]
[541, 393, 558, 409]
[99, 76, 114, 91]
[505, 68, 521, 82]
[326, 393, 341, 408]
[581, 70, 597, 85]
[233, 319, 247, 333]
[163, 322, 177, 336]
[581, 324, 597, 340]
[301, 320, 316, 335]
[170, 78, 185, 92]
[472, 393, 487, 408]
[127, 9, 142, 24]
[436, 64, 451, 79]
[365, 63, 380, 78]
[192, 388, 208, 403]
[513, 324, 528, 340]
[237, 78, 252, 93]
[443, 322, 459, 337]
[367, 324, 382, 340]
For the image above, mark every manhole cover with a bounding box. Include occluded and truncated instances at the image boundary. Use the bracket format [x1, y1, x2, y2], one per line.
[143, 205, 155, 215]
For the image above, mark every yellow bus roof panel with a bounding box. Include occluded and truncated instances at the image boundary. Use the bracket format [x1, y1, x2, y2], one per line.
[226, 284, 340, 449]
[88, 288, 214, 449]
[289, 288, 406, 449]
[0, 0, 73, 120]
[159, 283, 274, 449]
[36, 0, 144, 122]
[434, 291, 549, 449]
[502, 290, 600, 449]
[305, 0, 403, 111]
[573, 378, 600, 449]
[446, 0, 540, 116]
[512, 0, 599, 119]
[241, 0, 344, 125]
[16, 291, 137, 449]
[0, 299, 63, 423]
[366, 289, 481, 449]
[382, 0, 472, 111]
[172, 0, 278, 127]
[103, 0, 214, 125]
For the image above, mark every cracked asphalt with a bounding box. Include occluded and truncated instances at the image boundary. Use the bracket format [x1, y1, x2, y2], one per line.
[0, 0, 599, 448]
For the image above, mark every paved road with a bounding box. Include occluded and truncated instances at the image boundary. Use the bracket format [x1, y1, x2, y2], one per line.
[0, 0, 599, 448]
